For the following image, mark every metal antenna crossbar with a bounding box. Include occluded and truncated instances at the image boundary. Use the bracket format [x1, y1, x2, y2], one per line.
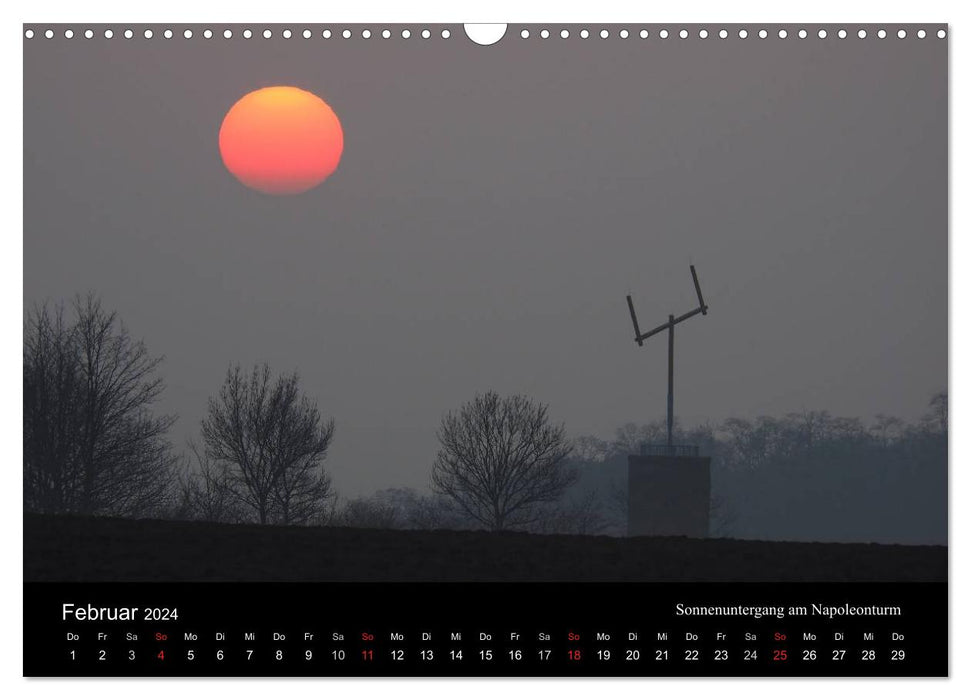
[626, 265, 709, 449]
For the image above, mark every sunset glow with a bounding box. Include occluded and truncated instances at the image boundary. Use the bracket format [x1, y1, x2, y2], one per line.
[218, 86, 344, 195]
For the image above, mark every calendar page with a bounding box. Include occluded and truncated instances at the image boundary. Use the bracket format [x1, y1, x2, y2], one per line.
[22, 21, 947, 677]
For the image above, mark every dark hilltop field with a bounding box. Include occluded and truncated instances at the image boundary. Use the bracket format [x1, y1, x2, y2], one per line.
[24, 513, 946, 582]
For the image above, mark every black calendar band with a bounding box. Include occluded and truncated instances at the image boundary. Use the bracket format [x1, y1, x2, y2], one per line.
[24, 581, 946, 677]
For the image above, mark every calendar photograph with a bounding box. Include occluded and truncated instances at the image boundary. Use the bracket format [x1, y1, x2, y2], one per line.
[22, 22, 948, 677]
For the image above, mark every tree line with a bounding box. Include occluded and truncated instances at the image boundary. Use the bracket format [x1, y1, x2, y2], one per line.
[24, 296, 947, 542]
[24, 296, 580, 530]
[335, 397, 948, 541]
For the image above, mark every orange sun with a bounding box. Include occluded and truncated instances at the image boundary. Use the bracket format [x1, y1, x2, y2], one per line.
[219, 86, 344, 195]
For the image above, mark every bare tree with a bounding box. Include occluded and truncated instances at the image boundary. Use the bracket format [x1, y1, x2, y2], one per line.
[571, 435, 612, 462]
[431, 392, 576, 531]
[201, 364, 335, 525]
[24, 304, 84, 513]
[173, 441, 243, 523]
[24, 295, 176, 516]
[271, 450, 334, 526]
[720, 416, 783, 470]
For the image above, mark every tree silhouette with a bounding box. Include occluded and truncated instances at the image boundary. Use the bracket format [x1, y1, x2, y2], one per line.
[201, 364, 335, 525]
[431, 391, 576, 531]
[173, 440, 243, 523]
[23, 295, 175, 516]
[24, 304, 83, 514]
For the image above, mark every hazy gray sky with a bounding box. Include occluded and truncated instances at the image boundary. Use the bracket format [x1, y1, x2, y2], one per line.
[24, 25, 947, 496]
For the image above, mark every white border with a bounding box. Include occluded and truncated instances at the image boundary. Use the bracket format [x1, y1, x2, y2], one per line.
[4, 1, 964, 699]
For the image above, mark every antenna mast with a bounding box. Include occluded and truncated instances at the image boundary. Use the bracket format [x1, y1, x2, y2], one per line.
[626, 265, 709, 450]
